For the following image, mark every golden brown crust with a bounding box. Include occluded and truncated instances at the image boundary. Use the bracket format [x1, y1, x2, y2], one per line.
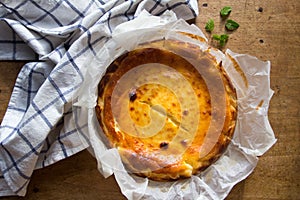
[96, 38, 237, 181]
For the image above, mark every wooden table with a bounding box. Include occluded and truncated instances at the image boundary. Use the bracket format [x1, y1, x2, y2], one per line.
[0, 0, 299, 199]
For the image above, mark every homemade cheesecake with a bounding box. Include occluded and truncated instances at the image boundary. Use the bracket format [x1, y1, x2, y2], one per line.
[95, 38, 237, 181]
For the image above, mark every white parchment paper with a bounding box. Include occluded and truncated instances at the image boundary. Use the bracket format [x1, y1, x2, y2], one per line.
[72, 10, 276, 200]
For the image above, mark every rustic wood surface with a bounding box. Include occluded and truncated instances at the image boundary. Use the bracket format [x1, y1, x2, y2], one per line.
[0, 0, 299, 199]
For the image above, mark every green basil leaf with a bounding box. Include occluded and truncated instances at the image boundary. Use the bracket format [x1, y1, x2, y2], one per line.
[220, 34, 229, 47]
[225, 19, 240, 30]
[220, 6, 232, 17]
[220, 34, 229, 41]
[220, 34, 229, 46]
[212, 34, 229, 47]
[212, 34, 221, 40]
[205, 19, 214, 32]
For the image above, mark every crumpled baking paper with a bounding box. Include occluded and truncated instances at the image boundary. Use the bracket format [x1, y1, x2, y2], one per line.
[72, 10, 276, 200]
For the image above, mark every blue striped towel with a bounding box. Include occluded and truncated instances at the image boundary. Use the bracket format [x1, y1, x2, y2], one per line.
[0, 0, 198, 196]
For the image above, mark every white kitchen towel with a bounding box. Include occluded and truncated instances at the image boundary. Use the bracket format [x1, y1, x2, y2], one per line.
[0, 0, 199, 196]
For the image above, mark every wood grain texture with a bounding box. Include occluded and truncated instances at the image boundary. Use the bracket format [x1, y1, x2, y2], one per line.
[0, 0, 299, 199]
[0, 62, 24, 124]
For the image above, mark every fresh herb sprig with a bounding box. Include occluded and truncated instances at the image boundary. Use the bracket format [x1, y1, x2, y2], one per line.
[225, 19, 240, 31]
[204, 6, 240, 48]
[212, 34, 229, 47]
[205, 19, 214, 32]
[220, 6, 232, 18]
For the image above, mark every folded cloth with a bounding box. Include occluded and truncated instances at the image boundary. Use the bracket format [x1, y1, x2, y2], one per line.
[0, 0, 199, 196]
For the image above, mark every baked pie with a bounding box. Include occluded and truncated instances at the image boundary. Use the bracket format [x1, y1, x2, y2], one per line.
[95, 37, 237, 181]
